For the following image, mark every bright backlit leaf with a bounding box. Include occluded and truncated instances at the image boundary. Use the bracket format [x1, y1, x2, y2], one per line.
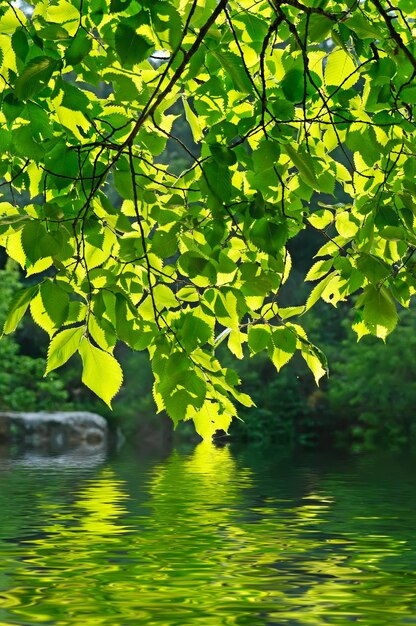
[79, 339, 123, 408]
[2, 285, 39, 335]
[46, 326, 84, 374]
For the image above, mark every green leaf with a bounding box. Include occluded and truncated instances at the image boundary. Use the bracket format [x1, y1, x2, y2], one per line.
[235, 13, 268, 45]
[45, 326, 84, 374]
[281, 68, 304, 103]
[65, 31, 92, 65]
[201, 159, 232, 203]
[154, 350, 207, 423]
[43, 142, 79, 183]
[270, 327, 297, 370]
[270, 98, 295, 121]
[88, 314, 117, 352]
[308, 209, 333, 230]
[346, 14, 381, 39]
[252, 141, 280, 172]
[305, 259, 333, 282]
[165, 374, 207, 423]
[12, 125, 45, 161]
[209, 143, 237, 166]
[2, 285, 39, 335]
[38, 24, 70, 41]
[30, 292, 60, 336]
[179, 252, 216, 285]
[250, 219, 288, 255]
[21, 221, 60, 265]
[192, 400, 233, 440]
[110, 0, 132, 11]
[115, 24, 153, 66]
[301, 346, 327, 385]
[277, 306, 305, 320]
[228, 328, 245, 359]
[400, 86, 416, 105]
[361, 285, 399, 336]
[356, 254, 391, 284]
[61, 81, 90, 111]
[150, 227, 179, 258]
[15, 56, 58, 100]
[183, 96, 203, 143]
[12, 29, 29, 62]
[0, 214, 30, 226]
[79, 338, 123, 408]
[178, 313, 212, 352]
[325, 49, 358, 89]
[214, 289, 246, 331]
[114, 169, 134, 200]
[248, 325, 271, 355]
[0, 6, 26, 34]
[40, 280, 70, 326]
[212, 51, 252, 93]
[306, 271, 337, 310]
[307, 15, 334, 43]
[150, 2, 182, 49]
[285, 144, 318, 189]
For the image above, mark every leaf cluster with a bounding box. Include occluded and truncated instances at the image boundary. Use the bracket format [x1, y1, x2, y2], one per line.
[0, 0, 415, 437]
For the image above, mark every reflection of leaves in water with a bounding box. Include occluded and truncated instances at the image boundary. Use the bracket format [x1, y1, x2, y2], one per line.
[0, 450, 416, 625]
[75, 468, 130, 535]
[150, 442, 252, 511]
[0, 467, 131, 624]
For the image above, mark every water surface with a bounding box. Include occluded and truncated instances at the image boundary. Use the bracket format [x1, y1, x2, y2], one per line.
[1, 443, 415, 625]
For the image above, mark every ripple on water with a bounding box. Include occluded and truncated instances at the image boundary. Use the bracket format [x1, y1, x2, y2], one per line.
[0, 446, 415, 625]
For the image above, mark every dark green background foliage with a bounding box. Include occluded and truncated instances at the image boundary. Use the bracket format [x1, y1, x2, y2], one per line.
[0, 262, 68, 412]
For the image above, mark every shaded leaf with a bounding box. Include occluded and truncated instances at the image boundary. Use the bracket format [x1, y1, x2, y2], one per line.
[115, 24, 153, 66]
[248, 325, 271, 354]
[250, 219, 288, 255]
[15, 56, 58, 100]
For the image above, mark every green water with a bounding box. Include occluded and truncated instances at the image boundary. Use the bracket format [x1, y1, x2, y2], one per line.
[1, 443, 416, 625]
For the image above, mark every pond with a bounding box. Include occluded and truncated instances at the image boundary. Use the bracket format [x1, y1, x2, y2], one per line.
[0, 442, 416, 625]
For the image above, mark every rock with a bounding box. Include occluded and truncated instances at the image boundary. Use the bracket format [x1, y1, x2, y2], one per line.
[0, 411, 108, 452]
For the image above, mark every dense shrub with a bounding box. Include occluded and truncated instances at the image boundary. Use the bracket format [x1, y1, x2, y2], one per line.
[327, 310, 416, 451]
[0, 262, 68, 412]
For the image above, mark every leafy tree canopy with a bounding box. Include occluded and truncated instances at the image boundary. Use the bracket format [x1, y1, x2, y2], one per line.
[0, 0, 415, 438]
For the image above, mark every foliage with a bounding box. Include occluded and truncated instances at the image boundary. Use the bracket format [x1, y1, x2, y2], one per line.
[0, 261, 68, 411]
[0, 1, 415, 438]
[327, 310, 416, 451]
[226, 350, 313, 445]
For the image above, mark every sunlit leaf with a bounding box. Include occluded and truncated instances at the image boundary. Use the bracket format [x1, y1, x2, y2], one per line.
[361, 285, 399, 336]
[325, 49, 358, 89]
[192, 400, 234, 441]
[2, 285, 38, 335]
[79, 339, 123, 408]
[46, 326, 84, 374]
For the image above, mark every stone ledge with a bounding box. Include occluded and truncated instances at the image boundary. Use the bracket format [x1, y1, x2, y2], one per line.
[0, 411, 108, 451]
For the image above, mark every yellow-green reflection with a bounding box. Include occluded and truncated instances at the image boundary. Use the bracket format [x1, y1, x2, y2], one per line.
[0, 448, 415, 625]
[0, 466, 130, 624]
